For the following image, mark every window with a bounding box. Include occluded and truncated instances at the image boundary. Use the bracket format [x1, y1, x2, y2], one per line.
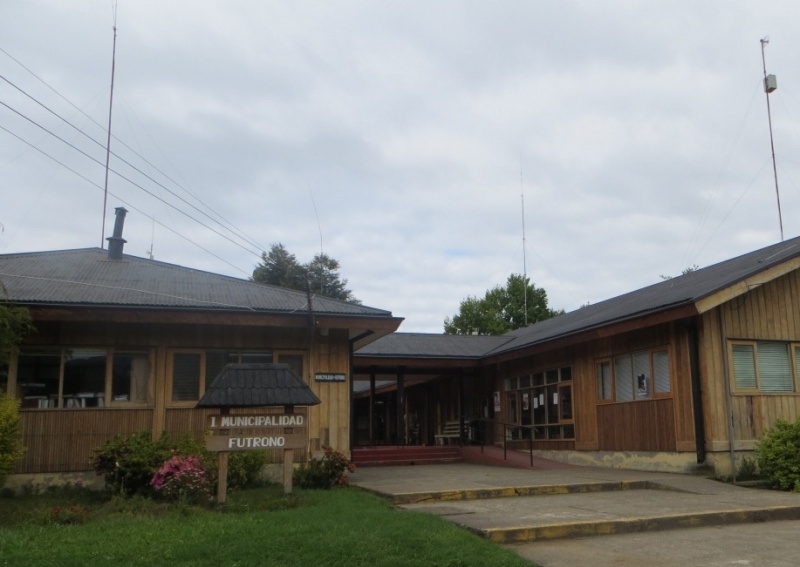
[170, 349, 275, 404]
[112, 352, 152, 403]
[508, 366, 573, 440]
[730, 341, 794, 393]
[171, 352, 203, 403]
[278, 354, 304, 381]
[14, 348, 152, 409]
[597, 348, 670, 402]
[597, 361, 612, 400]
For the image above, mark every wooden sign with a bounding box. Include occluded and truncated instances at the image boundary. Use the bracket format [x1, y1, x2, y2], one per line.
[315, 373, 346, 382]
[206, 432, 307, 452]
[207, 413, 305, 430]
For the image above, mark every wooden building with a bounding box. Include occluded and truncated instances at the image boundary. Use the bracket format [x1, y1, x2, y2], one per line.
[354, 237, 800, 476]
[0, 215, 402, 477]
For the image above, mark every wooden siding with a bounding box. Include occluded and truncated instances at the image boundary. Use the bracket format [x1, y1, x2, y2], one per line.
[699, 270, 800, 447]
[16, 409, 153, 473]
[494, 322, 694, 454]
[13, 321, 354, 473]
[597, 399, 676, 451]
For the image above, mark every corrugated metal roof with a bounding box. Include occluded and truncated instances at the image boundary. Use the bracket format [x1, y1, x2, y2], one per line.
[0, 248, 393, 318]
[196, 363, 321, 407]
[356, 332, 512, 358]
[355, 237, 800, 360]
[487, 236, 800, 356]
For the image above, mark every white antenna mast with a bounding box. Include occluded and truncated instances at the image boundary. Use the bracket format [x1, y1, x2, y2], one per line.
[146, 216, 155, 260]
[100, 2, 118, 248]
[760, 36, 784, 241]
[520, 153, 528, 326]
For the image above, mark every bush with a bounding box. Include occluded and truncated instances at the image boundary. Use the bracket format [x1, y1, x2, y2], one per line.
[151, 455, 213, 504]
[756, 418, 800, 491]
[293, 447, 355, 489]
[228, 451, 269, 490]
[0, 393, 26, 488]
[91, 431, 172, 497]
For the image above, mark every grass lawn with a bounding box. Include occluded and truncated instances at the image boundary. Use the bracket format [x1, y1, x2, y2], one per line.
[0, 484, 533, 567]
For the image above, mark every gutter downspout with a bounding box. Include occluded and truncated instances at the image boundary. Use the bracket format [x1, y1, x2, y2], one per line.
[687, 322, 706, 464]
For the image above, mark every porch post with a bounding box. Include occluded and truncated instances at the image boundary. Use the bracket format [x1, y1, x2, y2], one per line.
[396, 367, 406, 445]
[369, 368, 376, 444]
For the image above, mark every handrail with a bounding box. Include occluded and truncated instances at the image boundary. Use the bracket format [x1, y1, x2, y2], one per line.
[469, 418, 535, 467]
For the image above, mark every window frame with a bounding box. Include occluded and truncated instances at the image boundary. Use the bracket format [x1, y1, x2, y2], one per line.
[729, 340, 797, 394]
[13, 347, 155, 410]
[596, 347, 672, 403]
[166, 349, 207, 408]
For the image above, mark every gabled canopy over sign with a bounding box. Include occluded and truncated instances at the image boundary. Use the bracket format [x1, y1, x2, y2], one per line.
[196, 363, 321, 408]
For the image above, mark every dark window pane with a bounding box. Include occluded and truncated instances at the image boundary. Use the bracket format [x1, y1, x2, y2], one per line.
[172, 353, 201, 402]
[112, 352, 150, 403]
[17, 350, 61, 409]
[63, 349, 107, 408]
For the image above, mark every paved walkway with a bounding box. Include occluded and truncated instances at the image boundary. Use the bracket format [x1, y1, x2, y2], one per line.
[349, 457, 800, 566]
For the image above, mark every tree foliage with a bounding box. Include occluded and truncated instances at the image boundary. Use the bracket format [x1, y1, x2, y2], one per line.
[0, 303, 34, 368]
[443, 274, 563, 335]
[252, 243, 359, 303]
[0, 393, 26, 488]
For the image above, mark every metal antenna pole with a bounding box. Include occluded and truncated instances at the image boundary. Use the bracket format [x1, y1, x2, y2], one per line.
[761, 37, 784, 241]
[101, 6, 118, 248]
[520, 154, 528, 326]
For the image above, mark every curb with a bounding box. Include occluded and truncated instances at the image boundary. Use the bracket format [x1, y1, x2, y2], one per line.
[473, 505, 800, 543]
[389, 480, 679, 505]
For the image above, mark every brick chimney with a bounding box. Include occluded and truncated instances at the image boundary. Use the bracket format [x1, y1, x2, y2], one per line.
[106, 207, 128, 260]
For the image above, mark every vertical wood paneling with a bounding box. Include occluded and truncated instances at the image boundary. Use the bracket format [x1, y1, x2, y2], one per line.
[597, 399, 675, 451]
[16, 409, 153, 473]
[700, 271, 800, 449]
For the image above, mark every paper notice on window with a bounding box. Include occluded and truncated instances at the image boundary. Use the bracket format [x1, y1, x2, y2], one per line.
[553, 392, 559, 405]
[533, 398, 539, 409]
[539, 394, 544, 406]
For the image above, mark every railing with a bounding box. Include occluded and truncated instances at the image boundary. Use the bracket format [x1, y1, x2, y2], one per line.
[467, 418, 535, 467]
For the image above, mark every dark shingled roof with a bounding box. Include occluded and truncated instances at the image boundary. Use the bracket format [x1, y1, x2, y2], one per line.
[0, 248, 393, 318]
[486, 236, 800, 356]
[197, 363, 321, 407]
[355, 237, 800, 361]
[356, 332, 511, 359]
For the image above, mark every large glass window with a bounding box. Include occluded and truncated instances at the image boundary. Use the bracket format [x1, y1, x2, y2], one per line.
[731, 341, 794, 393]
[112, 352, 151, 403]
[14, 348, 151, 409]
[506, 366, 573, 440]
[598, 348, 670, 403]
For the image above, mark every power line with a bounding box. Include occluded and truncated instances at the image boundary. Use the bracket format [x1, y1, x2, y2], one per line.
[0, 46, 267, 254]
[0, 99, 262, 259]
[0, 73, 265, 254]
[0, 122, 251, 276]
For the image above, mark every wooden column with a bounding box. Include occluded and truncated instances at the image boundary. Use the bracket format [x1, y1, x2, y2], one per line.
[396, 368, 405, 445]
[369, 369, 376, 445]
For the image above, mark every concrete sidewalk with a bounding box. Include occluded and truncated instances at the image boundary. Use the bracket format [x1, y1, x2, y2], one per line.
[349, 461, 800, 566]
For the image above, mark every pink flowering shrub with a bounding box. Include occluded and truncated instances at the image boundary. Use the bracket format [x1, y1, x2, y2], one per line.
[151, 455, 213, 504]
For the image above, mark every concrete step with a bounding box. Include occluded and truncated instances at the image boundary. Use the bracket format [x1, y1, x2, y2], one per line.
[353, 446, 463, 467]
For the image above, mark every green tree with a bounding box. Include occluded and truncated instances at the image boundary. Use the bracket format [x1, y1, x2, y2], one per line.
[0, 393, 25, 487]
[444, 274, 563, 335]
[252, 244, 359, 303]
[0, 301, 34, 368]
[252, 243, 305, 289]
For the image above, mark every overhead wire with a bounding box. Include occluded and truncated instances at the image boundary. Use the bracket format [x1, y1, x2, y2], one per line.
[0, 122, 251, 276]
[0, 72, 264, 255]
[0, 98, 263, 261]
[0, 46, 267, 254]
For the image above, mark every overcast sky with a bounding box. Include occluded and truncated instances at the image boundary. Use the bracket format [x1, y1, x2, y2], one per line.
[2, 1, 800, 332]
